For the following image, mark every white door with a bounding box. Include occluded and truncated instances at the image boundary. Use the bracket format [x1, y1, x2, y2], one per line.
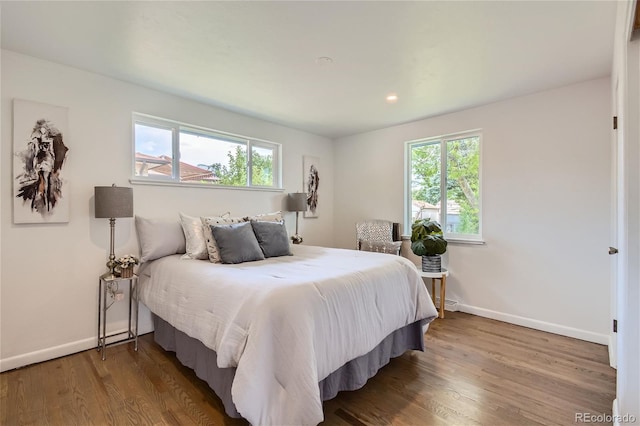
[609, 78, 620, 368]
[612, 2, 640, 418]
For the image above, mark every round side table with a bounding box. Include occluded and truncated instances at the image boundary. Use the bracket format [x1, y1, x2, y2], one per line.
[419, 269, 449, 319]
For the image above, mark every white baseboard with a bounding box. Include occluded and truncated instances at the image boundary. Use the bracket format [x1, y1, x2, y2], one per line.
[2, 305, 608, 371]
[609, 334, 617, 368]
[612, 399, 620, 426]
[434, 297, 459, 312]
[0, 337, 96, 372]
[0, 321, 154, 373]
[457, 304, 609, 345]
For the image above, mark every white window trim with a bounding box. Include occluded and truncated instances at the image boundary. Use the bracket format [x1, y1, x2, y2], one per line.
[129, 178, 285, 192]
[249, 139, 281, 189]
[404, 129, 484, 244]
[131, 113, 283, 190]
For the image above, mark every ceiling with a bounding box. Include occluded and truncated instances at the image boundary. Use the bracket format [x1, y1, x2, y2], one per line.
[0, 1, 617, 139]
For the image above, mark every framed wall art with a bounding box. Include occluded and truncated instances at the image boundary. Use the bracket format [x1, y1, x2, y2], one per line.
[13, 99, 70, 223]
[303, 155, 320, 218]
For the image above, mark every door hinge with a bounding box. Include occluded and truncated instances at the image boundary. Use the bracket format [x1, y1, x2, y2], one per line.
[613, 319, 618, 333]
[613, 116, 618, 130]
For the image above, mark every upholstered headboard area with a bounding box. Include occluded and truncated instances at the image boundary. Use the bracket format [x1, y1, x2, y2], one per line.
[135, 211, 290, 266]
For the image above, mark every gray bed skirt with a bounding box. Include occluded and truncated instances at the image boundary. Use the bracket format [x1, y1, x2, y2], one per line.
[152, 314, 426, 419]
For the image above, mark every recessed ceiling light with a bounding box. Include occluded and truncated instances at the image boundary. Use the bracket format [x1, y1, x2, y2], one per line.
[386, 93, 398, 103]
[316, 56, 333, 66]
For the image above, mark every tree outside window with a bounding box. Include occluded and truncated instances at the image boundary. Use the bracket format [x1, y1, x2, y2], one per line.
[408, 132, 481, 241]
[133, 114, 280, 189]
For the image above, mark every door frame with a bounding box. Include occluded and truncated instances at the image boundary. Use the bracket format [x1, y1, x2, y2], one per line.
[609, 77, 620, 368]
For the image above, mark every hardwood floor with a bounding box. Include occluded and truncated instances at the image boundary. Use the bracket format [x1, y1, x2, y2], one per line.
[1, 312, 616, 425]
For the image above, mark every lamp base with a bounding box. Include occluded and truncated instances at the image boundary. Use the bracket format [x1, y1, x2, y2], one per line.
[102, 217, 118, 280]
[291, 234, 303, 244]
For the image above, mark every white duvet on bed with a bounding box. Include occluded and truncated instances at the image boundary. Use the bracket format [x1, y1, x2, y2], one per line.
[139, 245, 437, 425]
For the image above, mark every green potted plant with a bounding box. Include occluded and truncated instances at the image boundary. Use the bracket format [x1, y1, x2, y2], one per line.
[410, 219, 448, 272]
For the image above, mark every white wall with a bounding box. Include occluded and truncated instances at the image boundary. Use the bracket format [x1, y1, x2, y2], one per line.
[0, 50, 334, 371]
[334, 78, 611, 343]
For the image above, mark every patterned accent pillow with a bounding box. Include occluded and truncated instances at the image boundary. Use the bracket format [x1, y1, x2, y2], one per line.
[180, 212, 229, 260]
[201, 215, 246, 263]
[245, 211, 283, 222]
[359, 240, 402, 255]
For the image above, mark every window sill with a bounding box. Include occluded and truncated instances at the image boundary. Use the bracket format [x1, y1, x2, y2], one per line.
[129, 178, 285, 193]
[400, 235, 486, 245]
[445, 238, 486, 245]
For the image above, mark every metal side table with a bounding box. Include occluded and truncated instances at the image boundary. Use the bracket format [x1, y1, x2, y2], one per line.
[97, 274, 139, 360]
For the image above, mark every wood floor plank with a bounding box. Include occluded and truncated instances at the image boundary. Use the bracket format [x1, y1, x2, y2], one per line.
[1, 312, 616, 425]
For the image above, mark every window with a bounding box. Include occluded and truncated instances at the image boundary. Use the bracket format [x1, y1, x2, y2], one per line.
[406, 130, 482, 242]
[132, 113, 281, 189]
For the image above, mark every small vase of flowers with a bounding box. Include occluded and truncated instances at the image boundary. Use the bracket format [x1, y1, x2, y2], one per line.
[116, 254, 139, 278]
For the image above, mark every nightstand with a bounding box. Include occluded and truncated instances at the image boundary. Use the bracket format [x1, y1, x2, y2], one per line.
[97, 274, 139, 360]
[419, 269, 449, 319]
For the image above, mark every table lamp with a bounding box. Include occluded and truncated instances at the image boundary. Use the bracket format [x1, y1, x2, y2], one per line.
[287, 192, 307, 244]
[95, 184, 134, 279]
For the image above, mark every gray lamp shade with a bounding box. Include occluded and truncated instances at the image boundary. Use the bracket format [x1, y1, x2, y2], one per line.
[94, 185, 134, 218]
[287, 192, 308, 212]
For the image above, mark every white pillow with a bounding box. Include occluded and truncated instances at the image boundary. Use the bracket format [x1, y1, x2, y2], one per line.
[135, 216, 186, 263]
[179, 212, 229, 260]
[245, 211, 283, 222]
[201, 215, 246, 263]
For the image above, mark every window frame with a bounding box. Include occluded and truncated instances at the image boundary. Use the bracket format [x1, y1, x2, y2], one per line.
[131, 113, 282, 191]
[404, 129, 484, 243]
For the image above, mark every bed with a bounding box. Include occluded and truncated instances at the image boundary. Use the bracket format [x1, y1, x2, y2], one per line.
[137, 225, 437, 425]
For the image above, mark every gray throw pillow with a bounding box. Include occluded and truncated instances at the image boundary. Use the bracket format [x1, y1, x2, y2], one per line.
[210, 222, 265, 264]
[251, 220, 292, 258]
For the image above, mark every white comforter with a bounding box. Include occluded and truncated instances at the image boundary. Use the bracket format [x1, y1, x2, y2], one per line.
[139, 245, 437, 425]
